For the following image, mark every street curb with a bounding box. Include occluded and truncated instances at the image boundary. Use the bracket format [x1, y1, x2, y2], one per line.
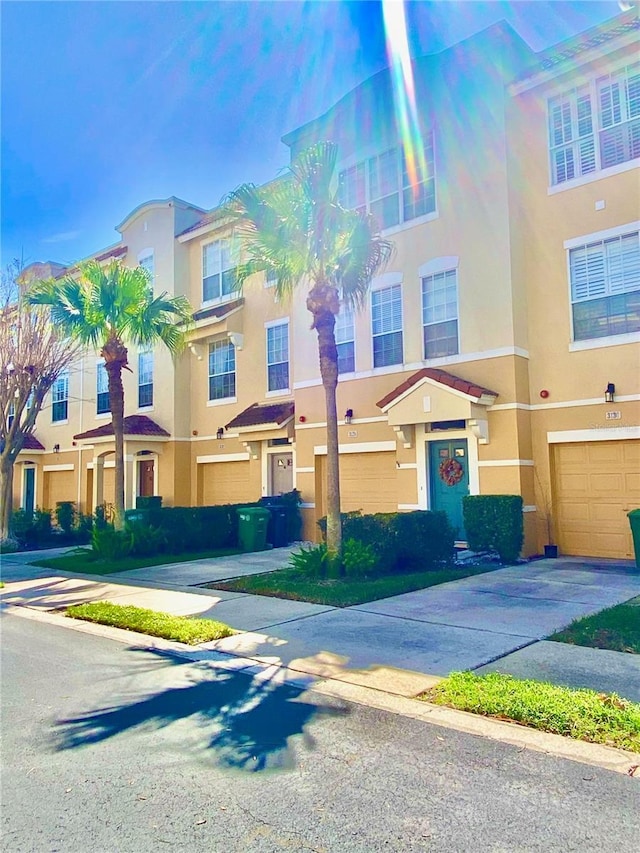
[3, 602, 639, 779]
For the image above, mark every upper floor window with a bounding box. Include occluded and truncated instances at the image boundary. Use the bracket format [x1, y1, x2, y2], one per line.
[8, 401, 15, 429]
[138, 350, 153, 408]
[203, 240, 236, 303]
[266, 321, 289, 392]
[97, 362, 110, 415]
[138, 251, 154, 279]
[570, 230, 640, 340]
[372, 284, 403, 367]
[209, 340, 236, 401]
[52, 372, 69, 422]
[335, 308, 355, 374]
[422, 269, 459, 359]
[338, 133, 436, 230]
[265, 269, 278, 288]
[549, 63, 640, 185]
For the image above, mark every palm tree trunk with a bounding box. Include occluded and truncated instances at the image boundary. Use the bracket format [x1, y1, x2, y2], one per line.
[103, 337, 128, 531]
[0, 454, 15, 543]
[314, 308, 342, 560]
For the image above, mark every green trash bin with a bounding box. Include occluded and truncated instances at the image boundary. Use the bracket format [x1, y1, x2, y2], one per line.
[628, 509, 640, 570]
[237, 507, 270, 552]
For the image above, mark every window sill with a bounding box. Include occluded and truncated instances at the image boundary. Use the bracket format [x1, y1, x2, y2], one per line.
[207, 397, 237, 407]
[95, 412, 111, 420]
[137, 406, 154, 413]
[266, 388, 291, 398]
[51, 419, 69, 426]
[381, 210, 439, 237]
[200, 294, 239, 310]
[548, 158, 639, 195]
[569, 331, 640, 352]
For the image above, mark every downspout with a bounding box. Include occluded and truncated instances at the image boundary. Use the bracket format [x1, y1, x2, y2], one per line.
[76, 355, 83, 508]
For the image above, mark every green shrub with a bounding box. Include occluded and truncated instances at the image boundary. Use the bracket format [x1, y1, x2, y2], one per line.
[395, 511, 455, 571]
[318, 510, 454, 574]
[463, 495, 524, 563]
[55, 501, 76, 534]
[126, 521, 168, 557]
[94, 503, 114, 530]
[74, 513, 94, 543]
[318, 511, 396, 574]
[92, 524, 132, 560]
[289, 542, 329, 579]
[11, 507, 53, 548]
[341, 538, 379, 578]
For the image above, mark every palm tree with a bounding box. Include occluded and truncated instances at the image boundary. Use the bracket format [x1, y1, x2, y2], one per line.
[225, 142, 392, 559]
[28, 260, 193, 529]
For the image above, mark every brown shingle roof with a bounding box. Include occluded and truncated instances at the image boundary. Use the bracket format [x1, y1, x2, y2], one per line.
[226, 402, 294, 431]
[192, 298, 244, 322]
[177, 210, 226, 237]
[74, 415, 170, 441]
[377, 368, 498, 410]
[22, 434, 45, 451]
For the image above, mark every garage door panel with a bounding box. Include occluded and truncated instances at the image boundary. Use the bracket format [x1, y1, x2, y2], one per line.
[44, 470, 75, 509]
[587, 443, 625, 464]
[554, 440, 637, 559]
[340, 452, 397, 514]
[201, 462, 254, 506]
[590, 472, 626, 493]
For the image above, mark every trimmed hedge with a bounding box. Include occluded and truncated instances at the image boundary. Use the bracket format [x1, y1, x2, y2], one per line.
[154, 503, 260, 554]
[318, 510, 455, 574]
[463, 495, 523, 563]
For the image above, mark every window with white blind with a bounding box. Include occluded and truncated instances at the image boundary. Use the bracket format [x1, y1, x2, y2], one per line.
[139, 251, 154, 279]
[52, 372, 69, 422]
[96, 362, 110, 414]
[138, 350, 153, 408]
[372, 284, 403, 367]
[338, 134, 436, 229]
[202, 240, 236, 303]
[209, 340, 236, 401]
[570, 230, 640, 340]
[422, 269, 459, 359]
[335, 308, 355, 374]
[266, 321, 289, 392]
[548, 63, 640, 185]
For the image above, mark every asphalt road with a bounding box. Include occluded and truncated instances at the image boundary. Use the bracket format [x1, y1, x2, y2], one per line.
[1, 612, 638, 853]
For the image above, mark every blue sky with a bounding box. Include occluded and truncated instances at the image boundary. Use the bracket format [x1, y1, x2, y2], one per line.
[1, 1, 621, 268]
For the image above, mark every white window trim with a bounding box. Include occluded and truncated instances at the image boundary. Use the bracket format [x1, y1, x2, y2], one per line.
[335, 306, 356, 376]
[565, 221, 640, 344]
[265, 318, 290, 395]
[137, 349, 154, 410]
[201, 237, 237, 308]
[337, 133, 438, 233]
[208, 339, 236, 404]
[421, 265, 461, 361]
[547, 60, 640, 190]
[51, 371, 69, 424]
[96, 359, 110, 416]
[418, 256, 459, 277]
[371, 281, 404, 370]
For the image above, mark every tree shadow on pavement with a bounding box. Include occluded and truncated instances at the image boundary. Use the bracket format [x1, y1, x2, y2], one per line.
[53, 649, 349, 772]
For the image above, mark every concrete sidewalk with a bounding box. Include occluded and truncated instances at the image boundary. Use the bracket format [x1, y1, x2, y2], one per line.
[1, 549, 639, 701]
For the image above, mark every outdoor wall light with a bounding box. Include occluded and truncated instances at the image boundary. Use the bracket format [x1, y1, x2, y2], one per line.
[605, 382, 616, 403]
[53, 443, 60, 454]
[216, 427, 225, 440]
[344, 409, 354, 424]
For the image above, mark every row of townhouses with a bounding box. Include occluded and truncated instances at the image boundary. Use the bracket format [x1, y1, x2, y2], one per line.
[13, 12, 640, 559]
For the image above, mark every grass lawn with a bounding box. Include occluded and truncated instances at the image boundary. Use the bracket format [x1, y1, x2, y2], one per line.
[32, 547, 243, 576]
[209, 563, 500, 607]
[549, 595, 640, 654]
[66, 601, 234, 645]
[419, 671, 640, 753]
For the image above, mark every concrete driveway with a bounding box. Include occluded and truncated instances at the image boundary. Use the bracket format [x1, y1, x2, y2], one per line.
[3, 551, 639, 698]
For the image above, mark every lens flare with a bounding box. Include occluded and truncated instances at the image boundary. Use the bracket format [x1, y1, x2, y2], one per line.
[381, 0, 428, 195]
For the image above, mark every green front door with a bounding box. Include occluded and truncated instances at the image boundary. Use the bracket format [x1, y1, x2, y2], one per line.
[23, 466, 35, 516]
[429, 439, 469, 540]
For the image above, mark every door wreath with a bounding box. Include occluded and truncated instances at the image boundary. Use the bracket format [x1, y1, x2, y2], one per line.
[439, 457, 464, 487]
